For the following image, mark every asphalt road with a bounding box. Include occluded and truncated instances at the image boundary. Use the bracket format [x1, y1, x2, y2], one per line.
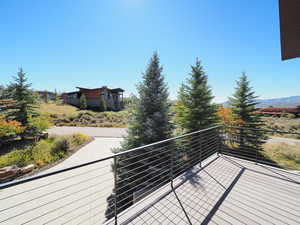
[268, 136, 300, 145]
[47, 126, 300, 145]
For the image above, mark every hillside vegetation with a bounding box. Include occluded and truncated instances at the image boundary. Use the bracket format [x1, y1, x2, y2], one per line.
[263, 117, 300, 138]
[0, 133, 91, 168]
[263, 143, 300, 169]
[40, 103, 129, 128]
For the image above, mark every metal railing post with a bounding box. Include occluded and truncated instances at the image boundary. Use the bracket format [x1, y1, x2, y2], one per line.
[170, 142, 174, 185]
[113, 155, 118, 225]
[255, 133, 258, 164]
[218, 127, 223, 156]
[199, 133, 203, 168]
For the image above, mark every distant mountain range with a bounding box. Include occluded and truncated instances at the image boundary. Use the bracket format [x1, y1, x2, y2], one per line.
[223, 96, 300, 108]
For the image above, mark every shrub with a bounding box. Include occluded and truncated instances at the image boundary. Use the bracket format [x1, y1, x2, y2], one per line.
[0, 119, 25, 144]
[27, 114, 52, 135]
[52, 137, 70, 154]
[0, 133, 90, 168]
[70, 133, 89, 147]
[0, 148, 32, 167]
[281, 113, 295, 119]
[80, 94, 87, 109]
[31, 140, 54, 166]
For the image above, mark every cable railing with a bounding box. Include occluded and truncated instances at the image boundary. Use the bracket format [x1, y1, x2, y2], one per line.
[0, 125, 299, 224]
[221, 126, 300, 170]
[0, 126, 221, 225]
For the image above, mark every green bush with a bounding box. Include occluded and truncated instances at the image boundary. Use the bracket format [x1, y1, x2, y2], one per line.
[0, 148, 32, 167]
[70, 133, 89, 147]
[0, 133, 90, 168]
[52, 137, 70, 154]
[31, 140, 54, 166]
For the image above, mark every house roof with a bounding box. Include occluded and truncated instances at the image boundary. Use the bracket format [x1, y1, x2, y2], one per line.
[259, 106, 300, 113]
[76, 87, 124, 93]
[62, 91, 79, 95]
[36, 91, 55, 95]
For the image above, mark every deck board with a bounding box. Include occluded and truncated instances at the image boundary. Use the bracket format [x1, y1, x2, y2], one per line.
[110, 155, 300, 225]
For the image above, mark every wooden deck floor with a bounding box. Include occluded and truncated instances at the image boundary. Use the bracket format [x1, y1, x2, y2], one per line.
[111, 155, 300, 225]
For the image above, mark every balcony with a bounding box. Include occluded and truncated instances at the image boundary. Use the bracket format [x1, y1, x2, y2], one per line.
[0, 126, 299, 225]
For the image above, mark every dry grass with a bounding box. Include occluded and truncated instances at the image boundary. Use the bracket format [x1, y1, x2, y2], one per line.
[40, 103, 79, 116]
[263, 117, 300, 138]
[262, 142, 300, 169]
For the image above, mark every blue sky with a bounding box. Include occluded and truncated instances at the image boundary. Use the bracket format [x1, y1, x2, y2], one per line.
[0, 0, 299, 102]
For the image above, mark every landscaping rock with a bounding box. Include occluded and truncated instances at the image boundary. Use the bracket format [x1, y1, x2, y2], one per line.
[21, 164, 35, 174]
[41, 132, 49, 139]
[0, 165, 20, 181]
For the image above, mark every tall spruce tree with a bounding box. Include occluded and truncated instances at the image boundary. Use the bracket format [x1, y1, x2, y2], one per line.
[173, 59, 218, 167]
[175, 59, 218, 133]
[228, 73, 266, 150]
[121, 53, 172, 147]
[106, 52, 173, 218]
[6, 68, 39, 126]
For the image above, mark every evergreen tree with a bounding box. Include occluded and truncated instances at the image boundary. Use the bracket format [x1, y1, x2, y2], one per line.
[0, 85, 6, 99]
[44, 90, 49, 103]
[99, 96, 107, 112]
[174, 59, 218, 133]
[228, 73, 266, 150]
[54, 89, 58, 103]
[121, 52, 172, 148]
[106, 52, 173, 218]
[173, 59, 218, 167]
[79, 94, 87, 109]
[5, 68, 39, 126]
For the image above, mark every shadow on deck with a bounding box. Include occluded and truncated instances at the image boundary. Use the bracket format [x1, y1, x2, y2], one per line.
[108, 155, 300, 225]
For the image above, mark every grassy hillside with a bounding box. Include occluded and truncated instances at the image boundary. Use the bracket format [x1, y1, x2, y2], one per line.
[263, 143, 300, 169]
[263, 117, 300, 138]
[40, 103, 129, 128]
[40, 103, 79, 116]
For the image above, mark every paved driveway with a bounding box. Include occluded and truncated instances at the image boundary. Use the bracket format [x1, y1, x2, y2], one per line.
[268, 136, 300, 145]
[47, 126, 127, 138]
[1, 137, 122, 225]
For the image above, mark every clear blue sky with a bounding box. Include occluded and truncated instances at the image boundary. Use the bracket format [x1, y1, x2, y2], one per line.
[0, 0, 299, 102]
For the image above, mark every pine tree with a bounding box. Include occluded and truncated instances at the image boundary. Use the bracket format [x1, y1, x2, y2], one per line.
[79, 94, 87, 109]
[99, 96, 107, 112]
[5, 68, 39, 127]
[174, 59, 218, 133]
[44, 90, 49, 103]
[0, 85, 5, 99]
[173, 59, 218, 167]
[228, 73, 266, 150]
[122, 53, 172, 147]
[54, 89, 58, 103]
[106, 52, 173, 218]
